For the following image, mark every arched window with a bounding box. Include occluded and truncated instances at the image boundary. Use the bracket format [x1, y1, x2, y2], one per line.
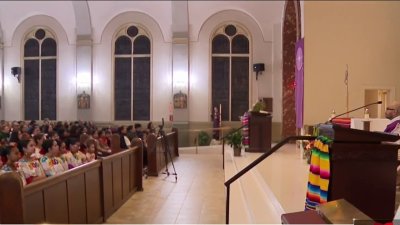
[24, 28, 57, 120]
[211, 24, 250, 121]
[114, 25, 151, 121]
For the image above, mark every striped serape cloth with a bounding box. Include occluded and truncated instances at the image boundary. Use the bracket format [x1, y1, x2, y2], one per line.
[305, 136, 332, 210]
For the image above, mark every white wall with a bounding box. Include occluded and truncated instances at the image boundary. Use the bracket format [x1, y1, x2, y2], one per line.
[0, 1, 76, 45]
[0, 1, 284, 123]
[0, 1, 77, 121]
[88, 1, 172, 44]
[304, 1, 400, 125]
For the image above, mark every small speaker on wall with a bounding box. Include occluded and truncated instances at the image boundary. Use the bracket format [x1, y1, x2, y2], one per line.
[11, 67, 21, 83]
[11, 67, 21, 75]
[253, 63, 265, 72]
[253, 63, 265, 80]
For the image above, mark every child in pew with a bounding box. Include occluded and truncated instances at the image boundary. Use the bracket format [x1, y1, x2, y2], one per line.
[32, 133, 45, 160]
[98, 129, 111, 149]
[57, 141, 69, 171]
[17, 139, 46, 185]
[85, 139, 96, 162]
[40, 139, 66, 177]
[0, 144, 27, 185]
[91, 130, 111, 156]
[64, 138, 86, 169]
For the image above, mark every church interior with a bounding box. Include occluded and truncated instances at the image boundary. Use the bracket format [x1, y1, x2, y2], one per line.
[1, 0, 400, 224]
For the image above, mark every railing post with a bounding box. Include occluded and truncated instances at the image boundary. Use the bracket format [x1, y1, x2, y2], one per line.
[222, 139, 225, 170]
[226, 184, 230, 224]
[196, 131, 199, 154]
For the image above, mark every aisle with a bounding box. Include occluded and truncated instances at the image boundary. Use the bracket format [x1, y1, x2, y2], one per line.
[106, 147, 225, 224]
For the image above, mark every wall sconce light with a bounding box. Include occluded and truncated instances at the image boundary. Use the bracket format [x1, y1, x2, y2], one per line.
[77, 72, 91, 89]
[173, 70, 188, 89]
[11, 67, 21, 83]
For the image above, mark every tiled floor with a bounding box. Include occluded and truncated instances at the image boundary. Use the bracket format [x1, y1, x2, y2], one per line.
[106, 146, 226, 224]
[106, 144, 400, 223]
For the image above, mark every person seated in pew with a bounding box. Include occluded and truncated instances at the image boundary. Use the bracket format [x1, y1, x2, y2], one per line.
[40, 139, 66, 177]
[47, 131, 60, 141]
[0, 144, 27, 185]
[17, 139, 46, 185]
[0, 124, 10, 144]
[88, 131, 111, 156]
[32, 133, 45, 160]
[64, 138, 86, 169]
[57, 141, 69, 170]
[126, 125, 135, 141]
[85, 139, 96, 162]
[135, 123, 149, 167]
[147, 122, 156, 134]
[100, 129, 112, 147]
[118, 126, 130, 149]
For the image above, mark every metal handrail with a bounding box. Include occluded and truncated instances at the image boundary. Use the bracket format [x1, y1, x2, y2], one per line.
[224, 135, 317, 224]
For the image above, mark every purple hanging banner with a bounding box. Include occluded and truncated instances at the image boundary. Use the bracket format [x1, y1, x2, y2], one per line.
[295, 38, 304, 129]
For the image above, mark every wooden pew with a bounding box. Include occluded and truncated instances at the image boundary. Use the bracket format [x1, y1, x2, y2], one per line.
[111, 133, 122, 154]
[131, 137, 144, 179]
[101, 146, 143, 219]
[0, 144, 143, 224]
[24, 160, 103, 224]
[146, 131, 179, 176]
[0, 172, 24, 223]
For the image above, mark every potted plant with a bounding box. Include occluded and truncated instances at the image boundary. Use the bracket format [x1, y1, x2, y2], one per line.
[226, 130, 243, 156]
[251, 101, 266, 112]
[198, 131, 211, 146]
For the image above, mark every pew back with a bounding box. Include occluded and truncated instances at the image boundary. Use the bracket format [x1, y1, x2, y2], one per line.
[0, 145, 143, 224]
[24, 160, 103, 224]
[0, 172, 24, 223]
[147, 131, 179, 176]
[102, 147, 142, 219]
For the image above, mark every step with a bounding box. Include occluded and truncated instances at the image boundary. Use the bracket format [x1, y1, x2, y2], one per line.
[224, 144, 309, 223]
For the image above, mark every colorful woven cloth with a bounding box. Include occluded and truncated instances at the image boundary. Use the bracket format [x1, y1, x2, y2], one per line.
[305, 136, 332, 210]
[241, 112, 249, 148]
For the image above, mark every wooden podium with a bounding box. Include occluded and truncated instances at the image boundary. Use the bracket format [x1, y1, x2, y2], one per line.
[318, 124, 399, 222]
[245, 111, 272, 153]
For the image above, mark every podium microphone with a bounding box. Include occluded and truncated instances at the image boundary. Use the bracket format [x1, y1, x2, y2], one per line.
[329, 101, 382, 122]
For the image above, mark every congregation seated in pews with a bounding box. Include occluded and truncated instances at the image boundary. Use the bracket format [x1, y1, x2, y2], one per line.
[0, 120, 154, 223]
[0, 119, 179, 223]
[0, 119, 162, 186]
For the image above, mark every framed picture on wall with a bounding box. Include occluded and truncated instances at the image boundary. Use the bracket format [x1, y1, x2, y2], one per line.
[77, 91, 90, 109]
[173, 91, 187, 109]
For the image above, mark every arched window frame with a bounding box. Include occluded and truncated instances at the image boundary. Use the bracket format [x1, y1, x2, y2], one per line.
[112, 24, 152, 121]
[22, 27, 58, 120]
[211, 23, 251, 121]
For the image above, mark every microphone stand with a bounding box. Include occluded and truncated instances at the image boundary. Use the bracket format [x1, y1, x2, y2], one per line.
[329, 101, 382, 123]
